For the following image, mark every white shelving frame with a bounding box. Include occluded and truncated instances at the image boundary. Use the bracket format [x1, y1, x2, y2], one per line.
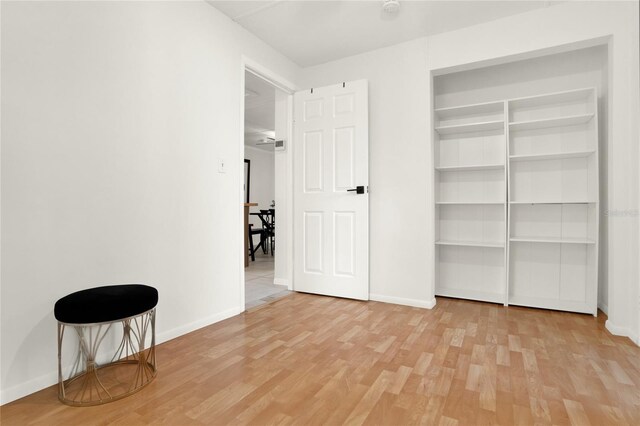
[433, 87, 599, 315]
[433, 101, 508, 305]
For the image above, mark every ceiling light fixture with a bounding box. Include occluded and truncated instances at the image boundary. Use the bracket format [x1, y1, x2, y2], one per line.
[382, 0, 400, 14]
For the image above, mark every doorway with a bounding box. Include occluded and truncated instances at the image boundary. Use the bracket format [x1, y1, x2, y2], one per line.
[242, 67, 291, 309]
[239, 61, 370, 310]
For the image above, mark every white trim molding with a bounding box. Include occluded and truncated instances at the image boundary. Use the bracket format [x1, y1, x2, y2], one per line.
[370, 294, 437, 309]
[605, 319, 640, 346]
[598, 302, 609, 315]
[273, 278, 291, 290]
[156, 306, 243, 345]
[239, 55, 297, 313]
[0, 370, 58, 406]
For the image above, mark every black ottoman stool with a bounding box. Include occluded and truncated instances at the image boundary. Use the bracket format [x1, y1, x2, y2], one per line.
[54, 284, 158, 406]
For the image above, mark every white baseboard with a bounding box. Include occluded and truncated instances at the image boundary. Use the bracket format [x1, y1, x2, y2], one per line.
[0, 305, 243, 406]
[370, 294, 437, 309]
[597, 301, 609, 315]
[273, 278, 290, 289]
[0, 370, 59, 406]
[156, 306, 242, 345]
[605, 319, 640, 346]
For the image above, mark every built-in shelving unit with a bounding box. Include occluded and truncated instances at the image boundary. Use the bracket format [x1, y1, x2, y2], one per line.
[433, 101, 508, 305]
[507, 87, 599, 315]
[433, 87, 599, 315]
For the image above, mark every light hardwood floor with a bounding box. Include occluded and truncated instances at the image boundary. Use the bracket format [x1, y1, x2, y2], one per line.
[2, 294, 639, 425]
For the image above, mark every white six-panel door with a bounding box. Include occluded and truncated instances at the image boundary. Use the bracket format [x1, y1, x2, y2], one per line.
[293, 80, 369, 300]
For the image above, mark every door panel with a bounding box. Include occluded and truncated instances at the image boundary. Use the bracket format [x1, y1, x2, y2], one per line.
[303, 212, 323, 274]
[293, 80, 369, 300]
[303, 131, 324, 192]
[334, 211, 356, 277]
[334, 127, 355, 191]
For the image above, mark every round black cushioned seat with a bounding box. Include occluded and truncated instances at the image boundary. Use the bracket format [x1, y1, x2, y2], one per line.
[54, 284, 158, 324]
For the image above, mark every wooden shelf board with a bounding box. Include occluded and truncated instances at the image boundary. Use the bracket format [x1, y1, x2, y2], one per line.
[510, 236, 595, 244]
[435, 120, 504, 135]
[509, 113, 594, 131]
[435, 163, 504, 172]
[436, 240, 505, 248]
[509, 150, 595, 162]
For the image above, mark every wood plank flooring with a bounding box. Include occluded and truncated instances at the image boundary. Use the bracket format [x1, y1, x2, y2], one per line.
[2, 294, 640, 425]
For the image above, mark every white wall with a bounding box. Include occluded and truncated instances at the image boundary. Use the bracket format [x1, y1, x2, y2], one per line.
[300, 38, 434, 308]
[433, 45, 609, 312]
[0, 1, 300, 403]
[425, 0, 639, 344]
[243, 146, 275, 230]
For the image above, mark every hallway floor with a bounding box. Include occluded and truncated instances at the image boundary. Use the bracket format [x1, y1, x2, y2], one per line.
[245, 252, 289, 309]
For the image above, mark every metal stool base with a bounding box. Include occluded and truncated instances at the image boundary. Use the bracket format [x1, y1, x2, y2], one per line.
[57, 308, 156, 406]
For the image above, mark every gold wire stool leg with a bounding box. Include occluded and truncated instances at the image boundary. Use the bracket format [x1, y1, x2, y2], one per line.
[57, 308, 157, 406]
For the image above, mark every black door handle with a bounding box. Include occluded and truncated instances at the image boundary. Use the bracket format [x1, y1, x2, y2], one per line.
[347, 186, 365, 194]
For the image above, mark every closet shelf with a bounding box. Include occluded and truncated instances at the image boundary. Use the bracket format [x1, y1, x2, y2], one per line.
[509, 150, 595, 162]
[435, 163, 504, 171]
[435, 100, 504, 116]
[509, 200, 596, 205]
[434, 101, 504, 125]
[508, 87, 594, 109]
[510, 236, 596, 244]
[436, 240, 504, 248]
[509, 113, 594, 131]
[435, 120, 504, 135]
[436, 201, 505, 205]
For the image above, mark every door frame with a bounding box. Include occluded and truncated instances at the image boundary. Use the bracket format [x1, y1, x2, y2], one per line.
[239, 56, 297, 311]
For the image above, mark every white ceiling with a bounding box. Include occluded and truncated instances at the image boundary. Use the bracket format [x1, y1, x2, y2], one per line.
[245, 71, 276, 151]
[210, 1, 556, 67]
